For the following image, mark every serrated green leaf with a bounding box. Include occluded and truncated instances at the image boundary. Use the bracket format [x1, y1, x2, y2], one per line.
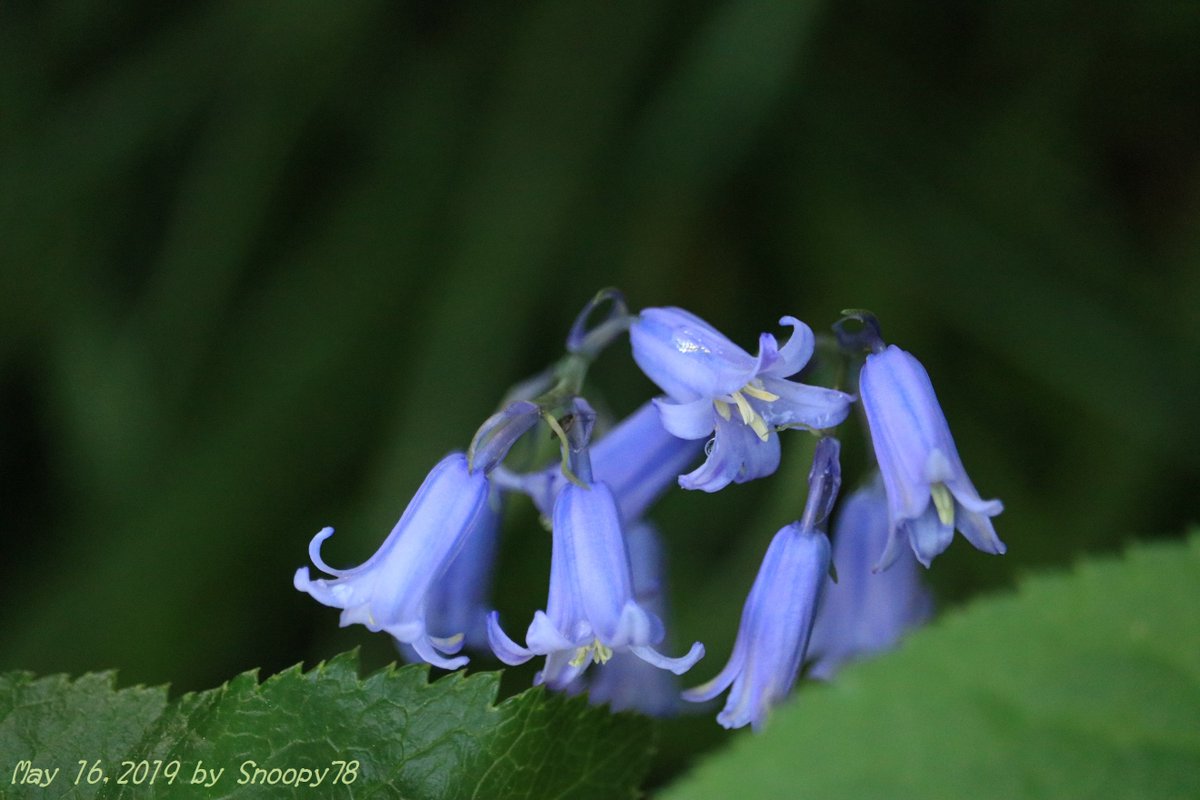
[662, 534, 1200, 800]
[0, 653, 652, 800]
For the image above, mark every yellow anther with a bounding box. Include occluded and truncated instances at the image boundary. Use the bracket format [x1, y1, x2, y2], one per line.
[714, 399, 732, 421]
[568, 639, 614, 667]
[569, 647, 590, 668]
[930, 484, 955, 526]
[732, 391, 756, 425]
[742, 383, 780, 402]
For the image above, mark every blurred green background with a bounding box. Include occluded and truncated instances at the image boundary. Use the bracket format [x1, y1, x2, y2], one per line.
[2, 0, 1197, 781]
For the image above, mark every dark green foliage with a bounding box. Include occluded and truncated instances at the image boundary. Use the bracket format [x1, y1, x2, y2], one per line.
[663, 535, 1200, 799]
[0, 653, 652, 799]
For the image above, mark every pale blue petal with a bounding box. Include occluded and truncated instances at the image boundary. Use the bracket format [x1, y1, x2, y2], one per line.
[631, 307, 760, 401]
[608, 600, 664, 648]
[526, 609, 584, 653]
[629, 642, 705, 674]
[653, 397, 716, 440]
[733, 425, 781, 484]
[537, 650, 590, 691]
[955, 504, 1007, 555]
[487, 611, 535, 665]
[306, 527, 346, 576]
[556, 482, 637, 642]
[756, 316, 816, 378]
[861, 347, 943, 521]
[679, 417, 781, 492]
[586, 522, 691, 715]
[418, 490, 501, 651]
[409, 636, 469, 671]
[543, 499, 585, 637]
[681, 637, 744, 703]
[872, 526, 910, 573]
[759, 377, 854, 431]
[906, 506, 954, 567]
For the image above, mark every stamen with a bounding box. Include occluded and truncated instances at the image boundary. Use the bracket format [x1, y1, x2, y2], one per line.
[742, 383, 780, 402]
[569, 646, 590, 668]
[930, 484, 955, 526]
[732, 391, 756, 425]
[732, 391, 771, 442]
[714, 399, 732, 421]
[568, 639, 614, 667]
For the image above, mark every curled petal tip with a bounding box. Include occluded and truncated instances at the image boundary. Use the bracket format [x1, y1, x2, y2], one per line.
[629, 641, 705, 675]
[307, 526, 344, 576]
[487, 611, 535, 666]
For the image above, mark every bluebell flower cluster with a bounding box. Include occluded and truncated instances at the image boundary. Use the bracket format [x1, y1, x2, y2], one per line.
[295, 294, 1005, 730]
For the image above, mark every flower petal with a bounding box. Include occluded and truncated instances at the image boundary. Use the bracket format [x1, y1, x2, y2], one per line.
[306, 527, 347, 577]
[681, 637, 745, 703]
[631, 307, 760, 401]
[487, 611, 535, 665]
[417, 490, 501, 651]
[905, 506, 955, 567]
[556, 482, 638, 642]
[679, 416, 781, 492]
[756, 316, 815, 378]
[608, 600, 664, 649]
[536, 650, 590, 691]
[759, 377, 854, 431]
[629, 642, 705, 674]
[955, 504, 1007, 555]
[409, 635, 469, 671]
[526, 609, 582, 653]
[653, 397, 716, 440]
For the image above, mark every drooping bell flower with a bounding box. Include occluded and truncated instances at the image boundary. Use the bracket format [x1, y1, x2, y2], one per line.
[806, 474, 933, 680]
[585, 521, 685, 716]
[487, 414, 704, 690]
[398, 488, 502, 664]
[682, 438, 839, 731]
[859, 344, 1005, 568]
[630, 307, 852, 492]
[295, 452, 489, 669]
